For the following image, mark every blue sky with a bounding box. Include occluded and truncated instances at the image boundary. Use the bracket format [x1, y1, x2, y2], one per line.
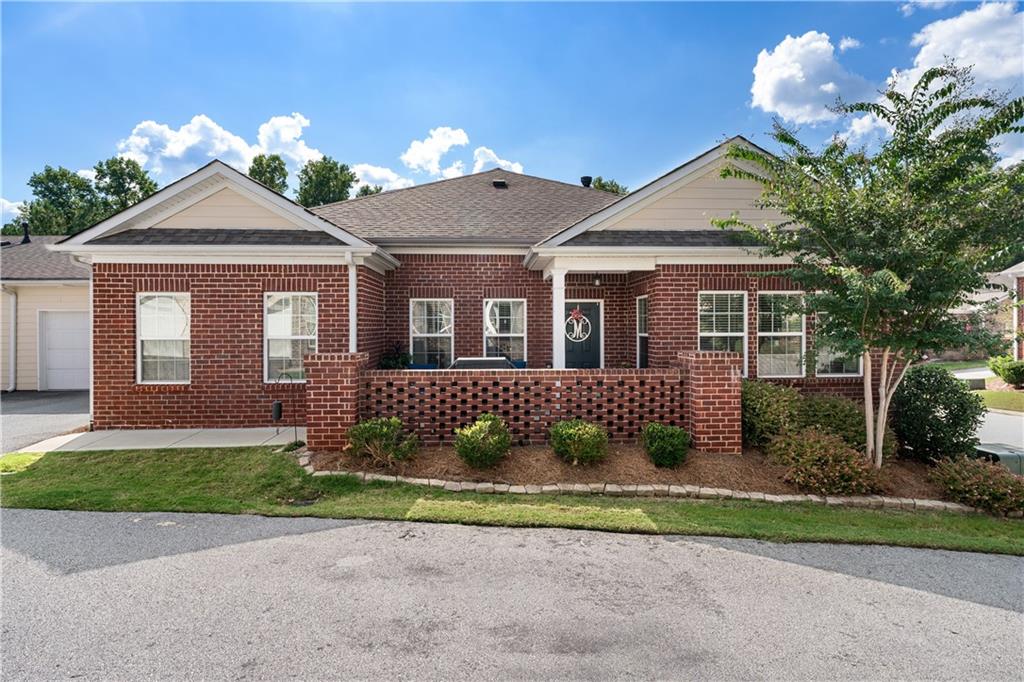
[2, 2, 1022, 219]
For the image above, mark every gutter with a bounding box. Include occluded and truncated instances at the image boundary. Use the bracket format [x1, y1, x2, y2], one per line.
[2, 286, 16, 391]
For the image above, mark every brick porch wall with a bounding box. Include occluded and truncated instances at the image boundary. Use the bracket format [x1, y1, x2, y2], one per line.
[91, 263, 349, 429]
[1017, 276, 1023, 360]
[357, 266, 386, 368]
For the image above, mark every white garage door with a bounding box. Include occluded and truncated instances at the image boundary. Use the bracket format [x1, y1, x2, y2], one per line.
[40, 311, 89, 390]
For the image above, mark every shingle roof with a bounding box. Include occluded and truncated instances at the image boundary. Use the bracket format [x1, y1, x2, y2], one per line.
[90, 228, 347, 246]
[1, 236, 89, 280]
[562, 230, 760, 247]
[311, 169, 620, 244]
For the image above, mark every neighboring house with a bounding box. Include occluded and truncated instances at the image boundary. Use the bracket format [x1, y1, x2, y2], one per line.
[1002, 260, 1024, 360]
[51, 136, 867, 442]
[941, 271, 1017, 360]
[1, 230, 90, 391]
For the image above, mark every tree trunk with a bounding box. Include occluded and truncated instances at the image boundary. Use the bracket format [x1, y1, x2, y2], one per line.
[863, 351, 876, 465]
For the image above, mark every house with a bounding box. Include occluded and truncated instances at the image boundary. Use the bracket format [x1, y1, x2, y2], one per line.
[1002, 260, 1024, 360]
[941, 270, 1018, 361]
[50, 136, 869, 452]
[1, 229, 90, 391]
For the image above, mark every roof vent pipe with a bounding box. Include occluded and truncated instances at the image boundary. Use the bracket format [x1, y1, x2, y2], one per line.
[580, 176, 592, 188]
[20, 218, 30, 244]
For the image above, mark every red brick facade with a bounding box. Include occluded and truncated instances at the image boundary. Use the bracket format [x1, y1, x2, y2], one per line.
[1017, 276, 1023, 360]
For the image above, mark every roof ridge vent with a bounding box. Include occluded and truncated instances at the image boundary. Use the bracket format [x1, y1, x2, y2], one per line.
[492, 179, 508, 189]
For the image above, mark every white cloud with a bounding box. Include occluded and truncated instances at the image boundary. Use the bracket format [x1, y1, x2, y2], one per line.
[472, 147, 524, 174]
[400, 126, 469, 175]
[838, 37, 861, 52]
[1, 198, 24, 224]
[76, 168, 97, 183]
[750, 31, 876, 123]
[117, 114, 259, 179]
[352, 163, 415, 191]
[441, 161, 464, 179]
[995, 135, 1024, 168]
[255, 113, 323, 169]
[899, 0, 952, 17]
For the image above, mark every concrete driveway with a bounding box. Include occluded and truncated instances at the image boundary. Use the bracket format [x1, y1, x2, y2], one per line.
[1, 391, 88, 453]
[2, 510, 1021, 680]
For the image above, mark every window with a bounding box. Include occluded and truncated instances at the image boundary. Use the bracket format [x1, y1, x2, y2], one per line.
[410, 299, 454, 368]
[484, 299, 526, 364]
[757, 293, 805, 377]
[813, 314, 862, 376]
[636, 295, 649, 368]
[137, 293, 190, 384]
[264, 293, 317, 382]
[698, 292, 747, 373]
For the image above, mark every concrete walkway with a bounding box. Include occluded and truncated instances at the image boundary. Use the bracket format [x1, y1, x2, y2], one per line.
[17, 426, 306, 453]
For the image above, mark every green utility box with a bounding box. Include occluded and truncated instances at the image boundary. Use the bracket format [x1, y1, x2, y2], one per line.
[976, 443, 1024, 475]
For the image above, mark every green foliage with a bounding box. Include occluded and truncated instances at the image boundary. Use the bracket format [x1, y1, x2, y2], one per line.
[892, 365, 985, 461]
[454, 414, 512, 468]
[296, 156, 357, 207]
[549, 419, 608, 465]
[378, 345, 412, 370]
[796, 395, 897, 460]
[248, 153, 289, 194]
[591, 176, 628, 195]
[741, 380, 801, 447]
[767, 428, 882, 495]
[989, 355, 1024, 388]
[282, 440, 306, 453]
[356, 184, 383, 197]
[931, 456, 1024, 515]
[347, 417, 418, 469]
[640, 423, 690, 468]
[92, 157, 158, 212]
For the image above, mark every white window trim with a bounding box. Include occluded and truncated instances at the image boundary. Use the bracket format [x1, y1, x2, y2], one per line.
[409, 298, 455, 369]
[813, 313, 864, 377]
[136, 292, 191, 385]
[636, 295, 649, 368]
[697, 290, 748, 377]
[263, 292, 318, 384]
[482, 298, 527, 364]
[757, 291, 806, 379]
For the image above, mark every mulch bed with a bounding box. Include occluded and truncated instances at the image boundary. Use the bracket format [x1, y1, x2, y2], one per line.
[312, 444, 943, 499]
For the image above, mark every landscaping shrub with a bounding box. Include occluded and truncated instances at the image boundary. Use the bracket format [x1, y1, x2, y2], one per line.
[989, 355, 1024, 388]
[930, 456, 1024, 515]
[741, 380, 801, 447]
[549, 419, 608, 465]
[796, 394, 897, 459]
[641, 423, 691, 468]
[347, 417, 418, 468]
[891, 365, 985, 462]
[454, 413, 512, 468]
[766, 428, 881, 495]
[378, 345, 412, 370]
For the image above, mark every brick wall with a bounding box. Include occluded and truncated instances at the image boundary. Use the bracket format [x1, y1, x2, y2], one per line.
[1018, 276, 1023, 360]
[91, 263, 349, 429]
[357, 266, 386, 368]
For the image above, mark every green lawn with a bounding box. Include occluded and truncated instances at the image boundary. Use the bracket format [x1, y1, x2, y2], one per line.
[2, 447, 1022, 555]
[975, 390, 1024, 413]
[928, 359, 991, 372]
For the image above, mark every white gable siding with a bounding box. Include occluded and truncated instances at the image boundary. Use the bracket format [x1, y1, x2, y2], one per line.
[602, 159, 786, 231]
[152, 187, 300, 230]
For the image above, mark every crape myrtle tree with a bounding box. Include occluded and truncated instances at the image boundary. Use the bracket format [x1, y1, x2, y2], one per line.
[715, 65, 1024, 468]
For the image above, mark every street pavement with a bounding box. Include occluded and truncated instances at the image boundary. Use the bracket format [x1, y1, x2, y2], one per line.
[0, 391, 89, 453]
[2, 509, 1021, 680]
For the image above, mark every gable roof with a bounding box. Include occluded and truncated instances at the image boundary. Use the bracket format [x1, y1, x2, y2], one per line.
[310, 169, 620, 245]
[1, 236, 89, 280]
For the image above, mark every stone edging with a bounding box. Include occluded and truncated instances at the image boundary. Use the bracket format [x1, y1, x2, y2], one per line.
[294, 454, 1019, 517]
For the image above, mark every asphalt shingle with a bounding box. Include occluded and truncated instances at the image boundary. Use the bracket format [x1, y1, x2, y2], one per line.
[89, 228, 347, 246]
[562, 230, 760, 247]
[1, 236, 89, 280]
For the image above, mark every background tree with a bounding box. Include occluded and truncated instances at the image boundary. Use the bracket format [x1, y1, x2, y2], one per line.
[296, 156, 357, 207]
[356, 184, 383, 197]
[715, 64, 1023, 468]
[93, 157, 158, 212]
[591, 176, 628, 195]
[248, 153, 289, 194]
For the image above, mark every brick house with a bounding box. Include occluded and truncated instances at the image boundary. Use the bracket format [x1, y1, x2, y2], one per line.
[52, 137, 870, 453]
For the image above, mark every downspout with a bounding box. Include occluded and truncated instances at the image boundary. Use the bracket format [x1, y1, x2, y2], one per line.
[347, 253, 358, 353]
[3, 286, 16, 392]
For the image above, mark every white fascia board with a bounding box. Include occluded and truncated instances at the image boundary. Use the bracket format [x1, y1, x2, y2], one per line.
[384, 246, 529, 256]
[528, 248, 791, 274]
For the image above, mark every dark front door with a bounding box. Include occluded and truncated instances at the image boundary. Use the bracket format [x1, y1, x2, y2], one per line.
[564, 301, 601, 368]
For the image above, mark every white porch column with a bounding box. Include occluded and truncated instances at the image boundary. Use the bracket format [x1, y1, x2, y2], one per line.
[550, 268, 566, 369]
[347, 261, 358, 353]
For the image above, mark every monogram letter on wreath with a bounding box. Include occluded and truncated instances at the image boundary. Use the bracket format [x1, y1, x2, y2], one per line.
[564, 306, 592, 343]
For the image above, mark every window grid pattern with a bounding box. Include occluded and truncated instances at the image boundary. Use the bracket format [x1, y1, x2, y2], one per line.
[137, 293, 191, 384]
[265, 293, 318, 383]
[484, 299, 526, 363]
[698, 292, 746, 356]
[757, 293, 804, 377]
[410, 299, 454, 368]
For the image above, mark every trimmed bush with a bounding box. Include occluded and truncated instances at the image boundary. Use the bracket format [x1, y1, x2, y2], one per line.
[930, 456, 1024, 515]
[767, 428, 881, 495]
[891, 365, 985, 462]
[796, 394, 897, 459]
[454, 413, 512, 468]
[641, 423, 691, 468]
[741, 380, 801, 447]
[989, 355, 1024, 388]
[347, 417, 418, 468]
[549, 419, 608, 465]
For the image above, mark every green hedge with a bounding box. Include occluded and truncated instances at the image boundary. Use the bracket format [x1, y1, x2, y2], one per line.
[641, 423, 690, 468]
[550, 419, 608, 465]
[348, 417, 418, 468]
[454, 414, 512, 468]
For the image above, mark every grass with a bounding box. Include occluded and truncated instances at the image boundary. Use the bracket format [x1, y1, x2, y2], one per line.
[928, 359, 991, 372]
[2, 447, 1022, 555]
[0, 452, 44, 474]
[974, 390, 1024, 413]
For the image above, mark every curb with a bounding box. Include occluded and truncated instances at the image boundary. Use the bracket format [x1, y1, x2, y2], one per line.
[295, 458, 1017, 517]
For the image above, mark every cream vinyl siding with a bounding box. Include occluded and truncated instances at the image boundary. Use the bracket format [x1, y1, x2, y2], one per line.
[603, 159, 786, 231]
[152, 187, 299, 230]
[0, 284, 89, 390]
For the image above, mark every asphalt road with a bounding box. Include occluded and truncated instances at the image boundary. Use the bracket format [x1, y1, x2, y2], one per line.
[2, 510, 1022, 680]
[1, 391, 89, 453]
